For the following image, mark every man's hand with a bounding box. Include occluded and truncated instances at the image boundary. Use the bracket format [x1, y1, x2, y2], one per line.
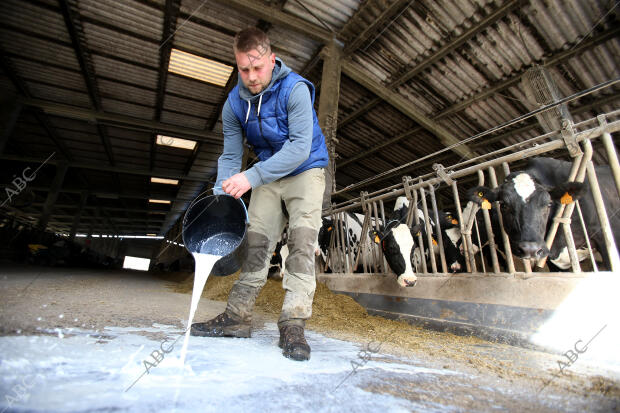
[222, 173, 251, 199]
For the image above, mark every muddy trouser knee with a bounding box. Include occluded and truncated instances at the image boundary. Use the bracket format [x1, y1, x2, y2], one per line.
[278, 227, 318, 328]
[278, 168, 325, 328]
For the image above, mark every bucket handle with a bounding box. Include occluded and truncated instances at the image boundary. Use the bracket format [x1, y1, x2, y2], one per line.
[186, 186, 249, 224]
[186, 186, 221, 212]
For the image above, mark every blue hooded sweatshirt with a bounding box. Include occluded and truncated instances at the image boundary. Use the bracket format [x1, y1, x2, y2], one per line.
[214, 58, 328, 194]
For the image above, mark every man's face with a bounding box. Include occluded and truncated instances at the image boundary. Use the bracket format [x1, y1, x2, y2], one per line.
[235, 46, 276, 95]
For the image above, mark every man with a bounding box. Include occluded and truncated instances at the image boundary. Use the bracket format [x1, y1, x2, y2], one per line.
[190, 28, 328, 361]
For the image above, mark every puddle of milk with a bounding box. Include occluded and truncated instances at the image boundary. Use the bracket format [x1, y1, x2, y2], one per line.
[179, 252, 221, 365]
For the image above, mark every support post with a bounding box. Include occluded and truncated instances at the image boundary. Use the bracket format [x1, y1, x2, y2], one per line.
[0, 93, 22, 155]
[37, 163, 68, 231]
[70, 191, 88, 240]
[317, 40, 342, 211]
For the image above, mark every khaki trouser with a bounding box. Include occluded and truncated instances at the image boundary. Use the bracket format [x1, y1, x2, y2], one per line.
[225, 167, 325, 328]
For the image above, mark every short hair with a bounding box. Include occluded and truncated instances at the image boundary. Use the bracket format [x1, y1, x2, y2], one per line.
[233, 27, 271, 56]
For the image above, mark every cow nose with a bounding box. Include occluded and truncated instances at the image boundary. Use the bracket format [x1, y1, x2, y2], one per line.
[517, 242, 546, 258]
[405, 279, 417, 287]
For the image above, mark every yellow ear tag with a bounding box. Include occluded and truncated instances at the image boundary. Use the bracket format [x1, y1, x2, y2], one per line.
[415, 232, 421, 237]
[451, 219, 458, 225]
[432, 238, 438, 246]
[327, 226, 333, 231]
[481, 199, 492, 210]
[560, 192, 573, 205]
[374, 235, 381, 243]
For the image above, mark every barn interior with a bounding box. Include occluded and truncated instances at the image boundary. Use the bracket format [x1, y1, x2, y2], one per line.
[1, 0, 619, 411]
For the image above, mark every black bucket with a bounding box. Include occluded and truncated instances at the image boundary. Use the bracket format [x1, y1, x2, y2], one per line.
[182, 194, 248, 276]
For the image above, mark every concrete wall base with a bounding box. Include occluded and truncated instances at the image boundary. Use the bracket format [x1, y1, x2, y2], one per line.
[317, 272, 615, 351]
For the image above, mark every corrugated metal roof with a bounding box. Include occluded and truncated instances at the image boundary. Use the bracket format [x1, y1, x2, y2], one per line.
[98, 78, 157, 107]
[78, 0, 164, 40]
[180, 0, 257, 33]
[26, 82, 91, 107]
[93, 54, 159, 88]
[11, 57, 86, 92]
[266, 25, 322, 73]
[0, 0, 617, 237]
[283, 0, 362, 32]
[1, 0, 70, 44]
[84, 22, 160, 68]
[0, 28, 80, 70]
[172, 21, 236, 65]
[165, 74, 227, 105]
[160, 110, 207, 129]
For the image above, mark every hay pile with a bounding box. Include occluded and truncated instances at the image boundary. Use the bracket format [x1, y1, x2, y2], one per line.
[168, 271, 481, 353]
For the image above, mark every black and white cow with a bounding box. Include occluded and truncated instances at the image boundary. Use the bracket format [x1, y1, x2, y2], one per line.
[268, 233, 287, 280]
[455, 203, 508, 272]
[468, 157, 620, 270]
[317, 212, 381, 273]
[269, 226, 320, 280]
[436, 210, 466, 272]
[395, 196, 465, 273]
[370, 198, 421, 287]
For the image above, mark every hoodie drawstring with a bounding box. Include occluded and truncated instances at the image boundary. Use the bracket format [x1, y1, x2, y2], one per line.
[244, 101, 251, 124]
[244, 94, 264, 124]
[257, 94, 263, 118]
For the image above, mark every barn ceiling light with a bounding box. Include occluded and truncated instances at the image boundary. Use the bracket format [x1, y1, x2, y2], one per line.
[149, 199, 171, 204]
[168, 49, 233, 87]
[156, 135, 197, 150]
[151, 177, 179, 185]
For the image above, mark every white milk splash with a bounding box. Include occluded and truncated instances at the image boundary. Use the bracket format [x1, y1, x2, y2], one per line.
[179, 252, 221, 365]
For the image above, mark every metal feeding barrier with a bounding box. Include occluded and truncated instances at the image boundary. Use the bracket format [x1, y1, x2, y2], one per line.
[321, 110, 620, 277]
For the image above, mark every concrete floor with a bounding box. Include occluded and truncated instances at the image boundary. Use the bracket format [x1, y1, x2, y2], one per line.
[0, 262, 618, 412]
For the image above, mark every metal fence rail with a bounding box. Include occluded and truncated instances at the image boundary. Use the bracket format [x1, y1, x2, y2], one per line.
[322, 110, 620, 277]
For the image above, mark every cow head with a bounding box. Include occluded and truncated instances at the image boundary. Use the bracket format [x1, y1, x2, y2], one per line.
[371, 222, 422, 287]
[437, 211, 464, 272]
[468, 173, 586, 259]
[438, 211, 459, 229]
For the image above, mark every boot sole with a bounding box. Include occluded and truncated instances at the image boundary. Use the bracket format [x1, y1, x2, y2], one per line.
[190, 324, 251, 338]
[282, 348, 311, 361]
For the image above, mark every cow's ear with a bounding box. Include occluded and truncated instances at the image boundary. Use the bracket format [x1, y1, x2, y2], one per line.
[550, 182, 587, 204]
[369, 230, 381, 244]
[468, 186, 498, 208]
[410, 224, 422, 237]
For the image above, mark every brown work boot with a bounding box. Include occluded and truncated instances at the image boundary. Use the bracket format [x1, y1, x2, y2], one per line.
[278, 324, 311, 361]
[190, 312, 251, 338]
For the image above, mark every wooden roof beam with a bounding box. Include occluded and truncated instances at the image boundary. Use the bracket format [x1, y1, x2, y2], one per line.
[19, 98, 224, 144]
[59, 0, 115, 167]
[0, 154, 210, 183]
[342, 61, 476, 160]
[209, 0, 334, 43]
[342, 0, 412, 56]
[153, 0, 182, 173]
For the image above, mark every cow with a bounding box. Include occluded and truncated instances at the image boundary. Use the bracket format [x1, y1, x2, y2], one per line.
[268, 226, 320, 280]
[317, 212, 382, 273]
[370, 198, 421, 287]
[394, 196, 465, 273]
[436, 210, 466, 272]
[468, 157, 620, 271]
[268, 233, 287, 280]
[455, 203, 509, 272]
